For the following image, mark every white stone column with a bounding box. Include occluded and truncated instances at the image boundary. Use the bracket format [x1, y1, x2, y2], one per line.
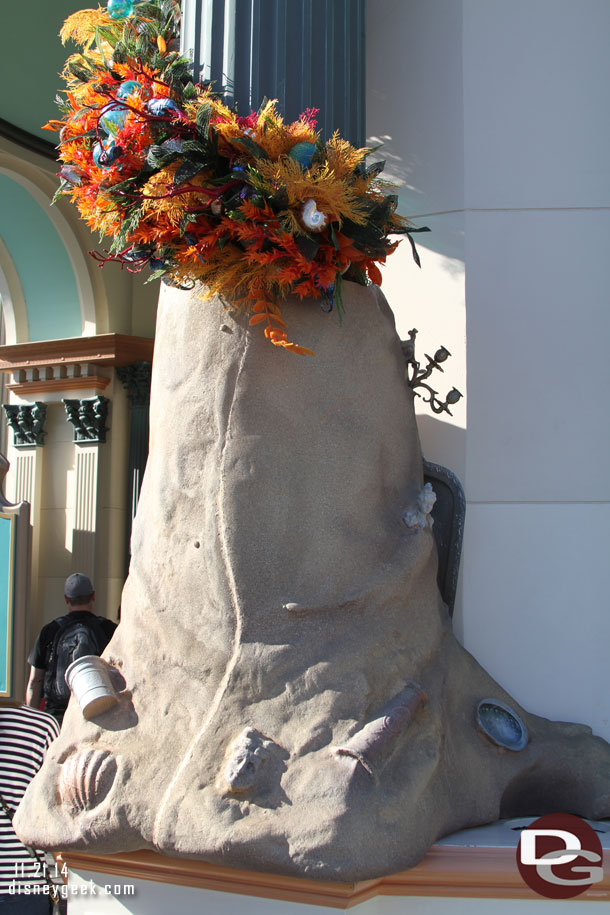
[11, 449, 38, 507]
[72, 444, 99, 580]
[3, 403, 47, 625]
[63, 396, 109, 582]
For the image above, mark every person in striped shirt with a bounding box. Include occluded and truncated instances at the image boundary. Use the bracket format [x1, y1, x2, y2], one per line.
[0, 704, 60, 913]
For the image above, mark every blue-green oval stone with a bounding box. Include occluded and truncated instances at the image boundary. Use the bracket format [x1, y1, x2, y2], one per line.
[288, 141, 316, 170]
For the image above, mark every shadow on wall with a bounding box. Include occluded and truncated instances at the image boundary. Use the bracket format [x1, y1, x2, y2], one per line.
[364, 131, 465, 264]
[366, 133, 418, 192]
[415, 413, 466, 486]
[71, 530, 96, 587]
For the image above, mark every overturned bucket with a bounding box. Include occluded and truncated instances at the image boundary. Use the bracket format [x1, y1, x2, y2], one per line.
[65, 655, 118, 719]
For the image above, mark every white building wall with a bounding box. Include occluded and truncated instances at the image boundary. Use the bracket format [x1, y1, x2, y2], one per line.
[367, 0, 610, 742]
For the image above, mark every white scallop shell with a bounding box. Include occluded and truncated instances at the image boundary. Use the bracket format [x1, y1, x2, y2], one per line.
[59, 749, 117, 813]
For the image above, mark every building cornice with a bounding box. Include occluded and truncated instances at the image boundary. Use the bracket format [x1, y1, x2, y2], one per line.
[0, 335, 154, 399]
[0, 334, 154, 372]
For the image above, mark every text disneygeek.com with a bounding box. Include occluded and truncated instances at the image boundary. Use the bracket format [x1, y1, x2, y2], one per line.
[6, 880, 136, 899]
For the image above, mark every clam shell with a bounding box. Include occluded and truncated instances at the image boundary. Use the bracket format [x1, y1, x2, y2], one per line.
[59, 749, 117, 813]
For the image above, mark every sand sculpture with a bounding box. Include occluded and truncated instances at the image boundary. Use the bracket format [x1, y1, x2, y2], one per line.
[15, 283, 610, 880]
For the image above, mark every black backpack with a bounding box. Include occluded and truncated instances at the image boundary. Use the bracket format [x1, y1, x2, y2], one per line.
[43, 614, 108, 710]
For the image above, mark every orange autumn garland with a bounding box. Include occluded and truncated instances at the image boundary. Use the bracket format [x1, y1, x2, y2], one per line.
[48, 0, 427, 355]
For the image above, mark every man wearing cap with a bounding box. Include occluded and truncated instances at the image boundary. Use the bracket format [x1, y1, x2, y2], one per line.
[25, 574, 117, 724]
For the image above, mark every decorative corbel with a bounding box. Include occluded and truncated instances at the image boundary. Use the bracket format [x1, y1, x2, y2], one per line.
[115, 362, 152, 407]
[63, 396, 109, 444]
[2, 402, 47, 447]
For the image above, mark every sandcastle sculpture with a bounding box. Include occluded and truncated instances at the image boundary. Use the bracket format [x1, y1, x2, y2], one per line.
[15, 283, 610, 880]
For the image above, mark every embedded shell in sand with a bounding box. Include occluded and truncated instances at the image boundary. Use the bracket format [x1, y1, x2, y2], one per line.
[14, 283, 610, 880]
[59, 749, 117, 813]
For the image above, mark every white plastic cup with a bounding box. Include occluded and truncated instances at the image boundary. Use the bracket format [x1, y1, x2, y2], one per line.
[65, 655, 118, 719]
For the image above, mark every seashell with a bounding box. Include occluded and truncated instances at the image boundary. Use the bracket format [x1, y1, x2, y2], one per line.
[335, 681, 427, 777]
[223, 728, 273, 794]
[403, 482, 436, 530]
[418, 482, 436, 515]
[477, 699, 529, 751]
[301, 199, 327, 232]
[59, 749, 117, 814]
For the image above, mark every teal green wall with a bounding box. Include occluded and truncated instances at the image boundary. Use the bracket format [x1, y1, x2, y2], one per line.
[0, 0, 85, 143]
[0, 175, 82, 341]
[0, 514, 14, 695]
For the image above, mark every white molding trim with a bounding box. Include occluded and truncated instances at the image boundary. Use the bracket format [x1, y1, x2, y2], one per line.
[0, 163, 97, 335]
[0, 236, 28, 344]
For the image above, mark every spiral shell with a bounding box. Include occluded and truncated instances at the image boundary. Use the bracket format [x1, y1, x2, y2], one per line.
[59, 749, 117, 814]
[301, 199, 327, 232]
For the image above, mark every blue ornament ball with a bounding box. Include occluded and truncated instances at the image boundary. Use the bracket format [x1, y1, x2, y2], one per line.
[100, 105, 128, 135]
[107, 0, 134, 19]
[146, 98, 180, 118]
[92, 142, 105, 168]
[288, 141, 316, 170]
[93, 139, 123, 169]
[116, 80, 141, 100]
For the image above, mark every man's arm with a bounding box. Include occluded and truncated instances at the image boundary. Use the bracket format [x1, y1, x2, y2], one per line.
[25, 667, 45, 709]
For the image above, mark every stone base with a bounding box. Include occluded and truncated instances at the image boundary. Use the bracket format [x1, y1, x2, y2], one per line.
[15, 283, 610, 881]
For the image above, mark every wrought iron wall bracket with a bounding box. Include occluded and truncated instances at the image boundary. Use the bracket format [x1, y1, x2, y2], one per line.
[63, 396, 109, 444]
[402, 329, 462, 416]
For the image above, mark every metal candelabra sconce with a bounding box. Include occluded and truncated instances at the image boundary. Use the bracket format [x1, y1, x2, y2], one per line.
[402, 329, 463, 416]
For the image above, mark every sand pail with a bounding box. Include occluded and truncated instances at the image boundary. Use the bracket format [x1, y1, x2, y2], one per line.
[65, 655, 118, 719]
